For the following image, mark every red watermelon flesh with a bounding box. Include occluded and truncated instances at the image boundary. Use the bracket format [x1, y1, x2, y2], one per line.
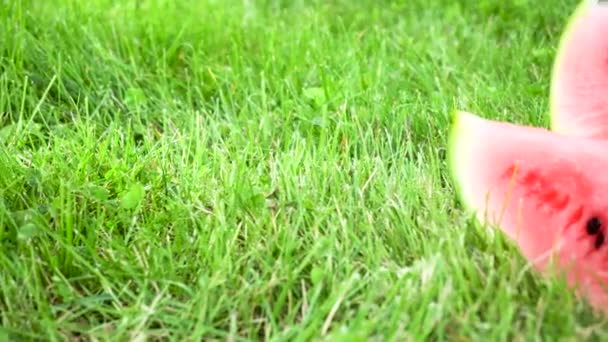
[449, 110, 608, 311]
[551, 1, 608, 139]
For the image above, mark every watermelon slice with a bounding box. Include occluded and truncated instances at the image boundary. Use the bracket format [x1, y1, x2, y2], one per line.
[448, 110, 608, 312]
[550, 0, 608, 138]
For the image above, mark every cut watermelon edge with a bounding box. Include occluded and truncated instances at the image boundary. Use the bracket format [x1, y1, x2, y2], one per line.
[447, 109, 476, 213]
[549, 0, 593, 133]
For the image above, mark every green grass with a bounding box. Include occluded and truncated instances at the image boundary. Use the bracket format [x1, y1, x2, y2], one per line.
[0, 0, 605, 340]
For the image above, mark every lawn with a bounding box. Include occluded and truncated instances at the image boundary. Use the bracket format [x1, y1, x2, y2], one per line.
[1, 0, 605, 340]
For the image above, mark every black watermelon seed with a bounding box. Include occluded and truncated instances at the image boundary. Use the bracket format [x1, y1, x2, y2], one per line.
[587, 217, 602, 235]
[595, 232, 605, 250]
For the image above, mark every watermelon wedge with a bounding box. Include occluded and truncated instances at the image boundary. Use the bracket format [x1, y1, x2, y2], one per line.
[550, 0, 608, 138]
[448, 110, 608, 312]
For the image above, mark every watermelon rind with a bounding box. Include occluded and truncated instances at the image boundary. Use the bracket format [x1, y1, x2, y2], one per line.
[549, 0, 595, 133]
[447, 110, 477, 212]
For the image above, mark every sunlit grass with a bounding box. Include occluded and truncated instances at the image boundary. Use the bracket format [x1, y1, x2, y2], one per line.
[0, 0, 604, 339]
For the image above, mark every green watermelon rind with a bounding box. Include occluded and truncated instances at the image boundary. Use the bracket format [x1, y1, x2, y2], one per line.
[549, 0, 593, 132]
[447, 109, 475, 212]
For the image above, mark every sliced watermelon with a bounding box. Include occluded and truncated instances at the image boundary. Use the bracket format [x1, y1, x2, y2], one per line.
[449, 110, 608, 311]
[550, 1, 608, 138]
